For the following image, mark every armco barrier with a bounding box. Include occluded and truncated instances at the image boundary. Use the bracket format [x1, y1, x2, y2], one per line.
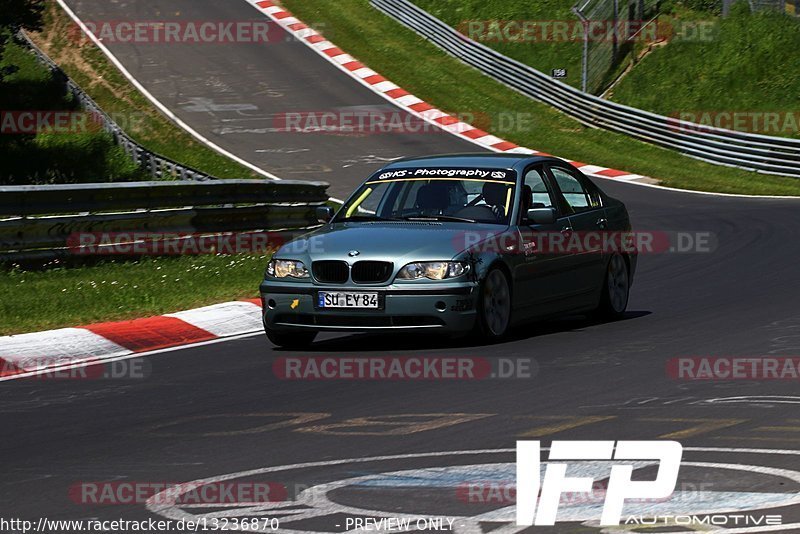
[17, 31, 214, 181]
[371, 0, 800, 178]
[0, 180, 329, 259]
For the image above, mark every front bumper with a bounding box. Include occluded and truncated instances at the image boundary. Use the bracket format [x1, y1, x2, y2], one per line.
[260, 281, 479, 333]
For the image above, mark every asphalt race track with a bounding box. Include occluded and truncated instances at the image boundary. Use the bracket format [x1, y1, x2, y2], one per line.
[2, 0, 800, 532]
[60, 0, 477, 198]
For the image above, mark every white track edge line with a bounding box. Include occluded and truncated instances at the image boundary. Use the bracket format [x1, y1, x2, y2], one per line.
[244, 0, 800, 201]
[0, 330, 264, 382]
[55, 0, 281, 181]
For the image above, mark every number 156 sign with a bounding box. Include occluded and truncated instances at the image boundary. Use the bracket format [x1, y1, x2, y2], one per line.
[516, 440, 683, 526]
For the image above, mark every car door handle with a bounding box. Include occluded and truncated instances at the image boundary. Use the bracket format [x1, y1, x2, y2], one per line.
[596, 218, 608, 229]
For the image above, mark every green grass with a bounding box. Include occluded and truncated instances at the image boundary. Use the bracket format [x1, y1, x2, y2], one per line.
[610, 6, 800, 139]
[26, 2, 259, 179]
[0, 254, 269, 336]
[0, 198, 340, 334]
[280, 0, 800, 196]
[0, 41, 147, 184]
[414, 0, 585, 90]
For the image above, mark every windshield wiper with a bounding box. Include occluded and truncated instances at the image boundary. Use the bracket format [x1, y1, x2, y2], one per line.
[401, 215, 478, 223]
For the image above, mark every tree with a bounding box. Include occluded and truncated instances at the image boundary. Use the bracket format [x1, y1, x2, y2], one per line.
[0, 0, 45, 81]
[0, 0, 44, 33]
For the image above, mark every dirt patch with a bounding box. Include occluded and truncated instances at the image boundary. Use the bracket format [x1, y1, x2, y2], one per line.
[29, 2, 142, 111]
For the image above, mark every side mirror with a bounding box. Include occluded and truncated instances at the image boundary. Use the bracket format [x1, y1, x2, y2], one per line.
[316, 206, 334, 223]
[526, 207, 556, 225]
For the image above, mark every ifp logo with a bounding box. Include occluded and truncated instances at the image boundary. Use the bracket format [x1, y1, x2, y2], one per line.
[516, 440, 683, 526]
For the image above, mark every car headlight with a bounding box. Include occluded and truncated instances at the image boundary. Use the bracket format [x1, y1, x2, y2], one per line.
[266, 259, 309, 279]
[396, 261, 470, 280]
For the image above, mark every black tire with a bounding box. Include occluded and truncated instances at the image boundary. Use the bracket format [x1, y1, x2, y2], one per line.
[595, 253, 630, 320]
[265, 329, 317, 349]
[477, 267, 513, 341]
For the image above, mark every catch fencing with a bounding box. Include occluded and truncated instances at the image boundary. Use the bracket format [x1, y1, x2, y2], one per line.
[572, 0, 660, 93]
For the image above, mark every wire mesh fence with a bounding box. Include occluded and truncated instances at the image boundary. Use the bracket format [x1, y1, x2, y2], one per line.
[723, 0, 798, 16]
[748, 0, 797, 12]
[373, 0, 800, 177]
[572, 0, 660, 94]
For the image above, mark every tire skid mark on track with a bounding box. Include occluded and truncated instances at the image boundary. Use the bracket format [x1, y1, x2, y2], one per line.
[146, 447, 800, 534]
[244, 0, 645, 182]
[243, 0, 800, 200]
[53, 0, 282, 181]
[5, 0, 798, 381]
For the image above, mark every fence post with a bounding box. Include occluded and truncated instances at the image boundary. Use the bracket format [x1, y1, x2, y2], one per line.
[573, 8, 590, 93]
[372, 0, 800, 177]
[612, 0, 619, 58]
[582, 22, 590, 92]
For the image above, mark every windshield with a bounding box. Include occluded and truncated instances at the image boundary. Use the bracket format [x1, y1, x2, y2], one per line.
[335, 167, 517, 225]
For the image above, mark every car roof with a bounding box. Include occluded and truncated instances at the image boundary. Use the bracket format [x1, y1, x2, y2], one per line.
[381, 153, 563, 171]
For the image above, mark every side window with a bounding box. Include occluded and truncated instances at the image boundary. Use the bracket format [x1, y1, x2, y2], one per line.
[550, 166, 600, 213]
[523, 167, 553, 209]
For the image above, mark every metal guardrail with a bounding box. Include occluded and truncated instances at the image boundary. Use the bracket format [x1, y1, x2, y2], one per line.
[18, 31, 215, 181]
[372, 0, 800, 178]
[0, 180, 330, 259]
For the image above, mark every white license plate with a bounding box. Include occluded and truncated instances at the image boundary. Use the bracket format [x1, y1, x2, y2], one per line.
[318, 291, 379, 309]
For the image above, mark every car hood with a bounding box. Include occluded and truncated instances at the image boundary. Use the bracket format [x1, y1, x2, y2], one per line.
[278, 221, 508, 262]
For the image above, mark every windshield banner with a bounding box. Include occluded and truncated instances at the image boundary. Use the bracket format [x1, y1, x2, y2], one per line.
[375, 168, 515, 181]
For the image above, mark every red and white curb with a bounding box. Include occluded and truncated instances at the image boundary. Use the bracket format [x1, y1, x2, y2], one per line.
[245, 0, 645, 183]
[0, 299, 263, 381]
[6, 0, 794, 382]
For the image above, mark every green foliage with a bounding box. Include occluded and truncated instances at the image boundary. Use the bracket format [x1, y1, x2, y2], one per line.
[0, 41, 148, 183]
[1, 132, 146, 184]
[611, 7, 800, 138]
[681, 0, 722, 15]
[0, 0, 44, 82]
[279, 0, 800, 195]
[0, 0, 44, 32]
[0, 254, 269, 335]
[30, 3, 259, 179]
[414, 0, 585, 89]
